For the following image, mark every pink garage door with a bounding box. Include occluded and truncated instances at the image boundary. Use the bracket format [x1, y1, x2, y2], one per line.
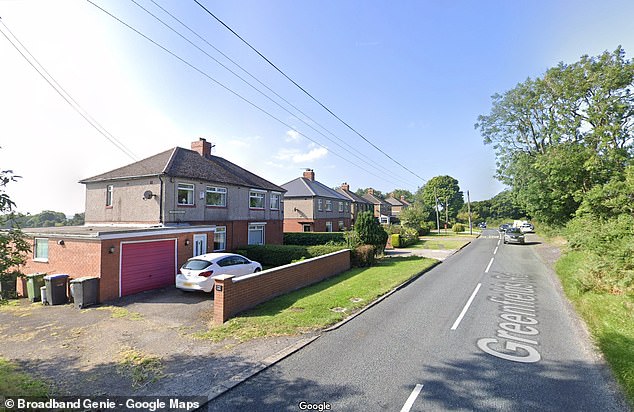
[120, 240, 176, 296]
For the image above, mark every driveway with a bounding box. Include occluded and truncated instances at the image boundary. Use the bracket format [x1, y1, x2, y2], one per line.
[0, 288, 309, 397]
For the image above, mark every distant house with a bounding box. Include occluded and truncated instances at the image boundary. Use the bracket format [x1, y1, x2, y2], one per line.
[20, 138, 286, 301]
[362, 188, 392, 224]
[335, 183, 374, 226]
[385, 194, 411, 222]
[282, 169, 351, 232]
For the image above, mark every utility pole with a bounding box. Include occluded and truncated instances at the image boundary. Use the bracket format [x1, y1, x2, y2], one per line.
[467, 190, 472, 235]
[445, 196, 449, 234]
[434, 189, 440, 234]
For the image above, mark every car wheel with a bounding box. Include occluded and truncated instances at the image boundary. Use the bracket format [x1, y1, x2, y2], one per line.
[254, 268, 261, 273]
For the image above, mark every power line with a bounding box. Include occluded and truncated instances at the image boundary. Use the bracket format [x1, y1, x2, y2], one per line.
[85, 0, 409, 188]
[131, 0, 413, 187]
[0, 17, 139, 162]
[193, 0, 427, 184]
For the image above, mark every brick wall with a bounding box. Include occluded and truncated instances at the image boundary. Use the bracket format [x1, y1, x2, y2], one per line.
[213, 249, 351, 324]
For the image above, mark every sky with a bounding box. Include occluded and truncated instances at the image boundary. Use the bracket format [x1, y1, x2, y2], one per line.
[1, 0, 634, 216]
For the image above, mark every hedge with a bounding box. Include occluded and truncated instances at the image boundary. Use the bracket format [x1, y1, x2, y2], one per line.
[235, 244, 348, 267]
[283, 232, 347, 246]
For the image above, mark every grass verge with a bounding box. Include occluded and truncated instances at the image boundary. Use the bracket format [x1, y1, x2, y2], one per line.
[556, 251, 634, 407]
[117, 348, 165, 389]
[0, 357, 49, 397]
[413, 238, 470, 250]
[196, 256, 437, 342]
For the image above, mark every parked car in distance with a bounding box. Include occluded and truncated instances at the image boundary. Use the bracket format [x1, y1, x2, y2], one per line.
[504, 227, 525, 244]
[176, 253, 262, 293]
[479, 222, 487, 229]
[498, 223, 510, 232]
[520, 223, 534, 233]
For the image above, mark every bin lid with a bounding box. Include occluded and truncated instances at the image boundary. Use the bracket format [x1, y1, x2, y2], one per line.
[69, 276, 99, 284]
[43, 274, 70, 280]
[26, 273, 46, 278]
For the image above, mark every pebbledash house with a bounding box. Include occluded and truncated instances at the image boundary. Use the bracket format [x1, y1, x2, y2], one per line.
[19, 138, 285, 301]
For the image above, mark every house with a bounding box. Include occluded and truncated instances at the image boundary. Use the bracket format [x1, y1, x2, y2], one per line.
[282, 169, 351, 232]
[335, 183, 374, 226]
[362, 188, 392, 224]
[385, 194, 411, 222]
[19, 138, 286, 301]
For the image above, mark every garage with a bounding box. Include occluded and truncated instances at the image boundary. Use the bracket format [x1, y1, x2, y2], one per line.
[120, 239, 177, 296]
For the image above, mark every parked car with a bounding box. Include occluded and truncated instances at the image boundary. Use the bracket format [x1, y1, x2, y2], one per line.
[520, 223, 534, 233]
[498, 223, 510, 232]
[504, 227, 525, 244]
[479, 222, 487, 229]
[176, 253, 262, 293]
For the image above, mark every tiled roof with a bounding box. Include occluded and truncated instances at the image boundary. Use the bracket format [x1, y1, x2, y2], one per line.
[282, 177, 349, 200]
[336, 187, 373, 204]
[80, 147, 285, 192]
[385, 197, 405, 206]
[362, 192, 388, 205]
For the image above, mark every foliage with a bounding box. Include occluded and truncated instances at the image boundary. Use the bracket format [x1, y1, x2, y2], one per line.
[400, 204, 435, 232]
[477, 47, 634, 224]
[388, 189, 414, 203]
[354, 211, 389, 255]
[2, 211, 84, 229]
[0, 169, 30, 291]
[391, 234, 401, 248]
[415, 175, 464, 223]
[463, 190, 526, 224]
[351, 245, 376, 267]
[236, 244, 347, 267]
[283, 232, 346, 246]
[452, 223, 466, 233]
[0, 357, 50, 397]
[355, 188, 383, 199]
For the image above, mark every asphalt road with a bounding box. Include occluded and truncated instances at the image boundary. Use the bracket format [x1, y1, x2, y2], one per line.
[204, 230, 627, 411]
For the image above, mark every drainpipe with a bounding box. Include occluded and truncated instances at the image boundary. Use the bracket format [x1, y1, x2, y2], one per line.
[158, 174, 164, 225]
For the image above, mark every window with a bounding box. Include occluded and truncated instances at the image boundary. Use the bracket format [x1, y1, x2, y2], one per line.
[338, 201, 344, 212]
[177, 183, 195, 205]
[303, 224, 312, 232]
[214, 227, 226, 251]
[270, 192, 281, 210]
[248, 224, 265, 245]
[249, 191, 265, 209]
[325, 200, 332, 211]
[338, 221, 345, 231]
[106, 185, 113, 207]
[317, 199, 323, 211]
[325, 221, 333, 232]
[206, 186, 227, 207]
[34, 238, 48, 261]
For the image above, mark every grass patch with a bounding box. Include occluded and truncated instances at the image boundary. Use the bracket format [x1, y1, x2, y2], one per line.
[117, 348, 165, 389]
[413, 238, 470, 250]
[0, 357, 50, 397]
[556, 251, 634, 407]
[197, 256, 437, 342]
[97, 306, 143, 320]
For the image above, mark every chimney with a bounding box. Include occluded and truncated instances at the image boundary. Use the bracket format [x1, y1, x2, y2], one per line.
[341, 182, 350, 191]
[367, 188, 374, 195]
[303, 168, 315, 181]
[400, 195, 406, 202]
[191, 138, 213, 158]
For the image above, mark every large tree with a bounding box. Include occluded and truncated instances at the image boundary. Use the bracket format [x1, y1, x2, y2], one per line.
[415, 175, 464, 223]
[476, 47, 634, 224]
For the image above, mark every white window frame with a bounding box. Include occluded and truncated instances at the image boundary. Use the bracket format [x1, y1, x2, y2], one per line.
[248, 223, 266, 245]
[270, 192, 281, 210]
[325, 200, 332, 212]
[249, 190, 266, 209]
[177, 183, 195, 205]
[34, 238, 49, 262]
[317, 199, 323, 211]
[206, 186, 227, 207]
[325, 221, 333, 232]
[106, 185, 113, 207]
[214, 226, 227, 251]
[338, 201, 344, 212]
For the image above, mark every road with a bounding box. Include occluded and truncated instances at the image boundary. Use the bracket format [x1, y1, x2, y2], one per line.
[204, 230, 626, 411]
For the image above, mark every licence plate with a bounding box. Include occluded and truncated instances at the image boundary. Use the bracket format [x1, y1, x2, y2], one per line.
[183, 282, 194, 287]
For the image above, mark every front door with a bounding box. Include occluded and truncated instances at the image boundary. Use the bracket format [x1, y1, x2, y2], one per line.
[193, 234, 207, 257]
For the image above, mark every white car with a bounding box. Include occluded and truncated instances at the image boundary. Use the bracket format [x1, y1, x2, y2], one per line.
[519, 223, 534, 233]
[175, 253, 262, 293]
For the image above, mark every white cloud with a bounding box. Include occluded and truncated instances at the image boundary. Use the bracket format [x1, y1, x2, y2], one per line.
[276, 147, 328, 163]
[285, 130, 300, 142]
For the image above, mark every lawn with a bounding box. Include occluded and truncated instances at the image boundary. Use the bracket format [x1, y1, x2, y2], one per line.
[0, 356, 50, 397]
[556, 251, 634, 407]
[412, 238, 470, 250]
[197, 256, 437, 342]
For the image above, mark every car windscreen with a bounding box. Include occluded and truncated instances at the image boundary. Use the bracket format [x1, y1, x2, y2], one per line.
[182, 259, 212, 270]
[506, 228, 521, 233]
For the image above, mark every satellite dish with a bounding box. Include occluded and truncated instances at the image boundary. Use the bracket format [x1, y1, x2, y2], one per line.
[143, 190, 154, 200]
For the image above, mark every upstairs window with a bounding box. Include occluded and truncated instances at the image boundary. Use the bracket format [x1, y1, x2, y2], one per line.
[338, 201, 344, 212]
[206, 186, 227, 207]
[34, 238, 49, 261]
[177, 183, 195, 205]
[270, 192, 281, 210]
[106, 185, 113, 207]
[325, 200, 332, 211]
[317, 199, 323, 211]
[249, 190, 265, 209]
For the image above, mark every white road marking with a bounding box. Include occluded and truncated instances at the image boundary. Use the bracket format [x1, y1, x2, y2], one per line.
[451, 283, 482, 330]
[485, 257, 494, 273]
[400, 384, 424, 412]
[497, 239, 501, 246]
[494, 246, 498, 255]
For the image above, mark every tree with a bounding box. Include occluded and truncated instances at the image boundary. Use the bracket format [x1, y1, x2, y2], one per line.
[400, 204, 435, 230]
[0, 169, 30, 298]
[355, 188, 383, 199]
[354, 211, 388, 255]
[389, 189, 413, 202]
[476, 47, 634, 224]
[415, 176, 464, 223]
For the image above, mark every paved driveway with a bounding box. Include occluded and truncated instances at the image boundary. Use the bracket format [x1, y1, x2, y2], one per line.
[0, 287, 307, 397]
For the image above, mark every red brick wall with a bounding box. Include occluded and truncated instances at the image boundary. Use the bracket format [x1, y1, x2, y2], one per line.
[213, 249, 351, 324]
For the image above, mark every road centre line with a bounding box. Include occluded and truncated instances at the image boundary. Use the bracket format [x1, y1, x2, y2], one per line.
[494, 246, 498, 255]
[450, 283, 482, 330]
[485, 257, 494, 273]
[400, 384, 424, 412]
[497, 239, 501, 246]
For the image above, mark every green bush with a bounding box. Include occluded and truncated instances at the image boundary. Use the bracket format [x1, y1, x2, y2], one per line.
[391, 234, 401, 248]
[355, 211, 389, 255]
[351, 245, 376, 267]
[452, 223, 466, 233]
[236, 244, 347, 267]
[400, 227, 419, 247]
[418, 222, 431, 236]
[283, 232, 346, 246]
